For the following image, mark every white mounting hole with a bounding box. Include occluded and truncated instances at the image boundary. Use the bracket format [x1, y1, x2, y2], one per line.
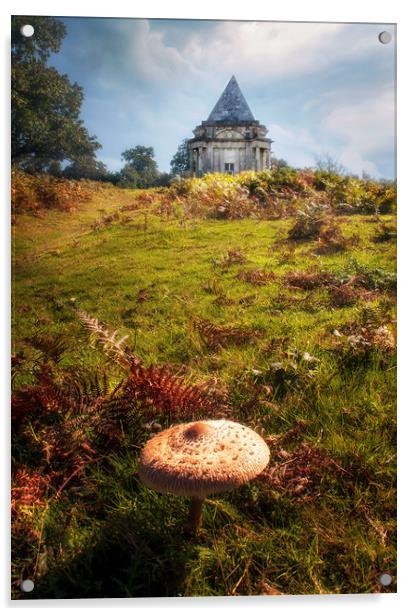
[21, 579, 34, 592]
[20, 24, 34, 38]
[379, 573, 392, 586]
[378, 31, 392, 44]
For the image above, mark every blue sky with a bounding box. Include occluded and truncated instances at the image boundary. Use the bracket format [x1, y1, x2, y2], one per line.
[49, 18, 396, 178]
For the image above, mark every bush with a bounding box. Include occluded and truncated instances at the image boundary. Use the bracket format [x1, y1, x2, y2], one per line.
[287, 203, 329, 240]
[165, 171, 395, 221]
[316, 219, 349, 254]
[11, 168, 100, 213]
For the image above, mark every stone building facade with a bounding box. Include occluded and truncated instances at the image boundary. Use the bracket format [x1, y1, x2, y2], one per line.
[188, 76, 272, 176]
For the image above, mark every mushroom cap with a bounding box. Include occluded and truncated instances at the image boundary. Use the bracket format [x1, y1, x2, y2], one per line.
[138, 419, 270, 498]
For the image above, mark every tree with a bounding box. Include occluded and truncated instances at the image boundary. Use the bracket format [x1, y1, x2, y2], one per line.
[314, 154, 346, 176]
[271, 157, 288, 169]
[314, 154, 348, 207]
[119, 146, 159, 188]
[170, 139, 191, 176]
[63, 156, 109, 181]
[11, 16, 101, 172]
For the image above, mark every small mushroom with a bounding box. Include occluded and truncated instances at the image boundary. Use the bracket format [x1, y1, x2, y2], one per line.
[138, 419, 270, 534]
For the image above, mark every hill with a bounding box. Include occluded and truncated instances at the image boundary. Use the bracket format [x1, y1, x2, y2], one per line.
[12, 172, 396, 598]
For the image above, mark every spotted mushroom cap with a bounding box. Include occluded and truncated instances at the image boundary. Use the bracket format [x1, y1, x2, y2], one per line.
[138, 420, 270, 498]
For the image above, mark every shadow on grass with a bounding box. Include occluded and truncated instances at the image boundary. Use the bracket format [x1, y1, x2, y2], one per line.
[33, 507, 199, 599]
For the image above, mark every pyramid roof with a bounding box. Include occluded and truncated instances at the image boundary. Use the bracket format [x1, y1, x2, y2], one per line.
[206, 76, 256, 124]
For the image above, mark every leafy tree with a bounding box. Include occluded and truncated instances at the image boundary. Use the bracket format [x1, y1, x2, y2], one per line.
[45, 160, 63, 177]
[152, 172, 173, 187]
[119, 146, 159, 187]
[63, 156, 109, 181]
[11, 16, 101, 171]
[314, 154, 348, 207]
[271, 157, 288, 169]
[170, 139, 191, 176]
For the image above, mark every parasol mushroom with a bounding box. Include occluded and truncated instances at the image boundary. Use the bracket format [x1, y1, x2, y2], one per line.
[138, 419, 270, 534]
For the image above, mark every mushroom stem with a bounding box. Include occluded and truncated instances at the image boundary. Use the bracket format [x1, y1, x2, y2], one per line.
[188, 497, 204, 534]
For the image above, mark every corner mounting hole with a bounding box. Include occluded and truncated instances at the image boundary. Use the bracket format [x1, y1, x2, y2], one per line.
[379, 573, 392, 586]
[378, 31, 392, 44]
[21, 579, 34, 592]
[20, 24, 34, 38]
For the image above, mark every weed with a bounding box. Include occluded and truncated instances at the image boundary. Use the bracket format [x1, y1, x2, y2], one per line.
[284, 269, 335, 290]
[212, 248, 247, 268]
[328, 284, 376, 308]
[316, 220, 349, 254]
[124, 363, 229, 421]
[11, 167, 98, 213]
[192, 317, 262, 350]
[372, 223, 397, 243]
[330, 322, 395, 363]
[246, 349, 320, 400]
[237, 268, 277, 286]
[287, 203, 329, 240]
[260, 442, 350, 499]
[331, 261, 397, 292]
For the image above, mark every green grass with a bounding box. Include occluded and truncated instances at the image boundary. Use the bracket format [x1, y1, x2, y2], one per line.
[12, 189, 396, 598]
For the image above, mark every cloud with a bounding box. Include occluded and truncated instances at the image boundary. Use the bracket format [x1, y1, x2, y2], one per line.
[180, 21, 393, 82]
[323, 89, 395, 153]
[268, 123, 322, 168]
[322, 89, 395, 175]
[52, 18, 396, 177]
[268, 85, 395, 177]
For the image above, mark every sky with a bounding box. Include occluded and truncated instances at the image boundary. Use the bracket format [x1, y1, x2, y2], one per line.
[48, 17, 396, 178]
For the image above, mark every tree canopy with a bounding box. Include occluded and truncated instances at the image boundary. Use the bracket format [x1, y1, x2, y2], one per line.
[170, 139, 191, 176]
[118, 146, 159, 188]
[63, 156, 109, 181]
[11, 16, 101, 172]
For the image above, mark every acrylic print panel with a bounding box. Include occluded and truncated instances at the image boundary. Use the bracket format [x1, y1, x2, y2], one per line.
[11, 16, 396, 599]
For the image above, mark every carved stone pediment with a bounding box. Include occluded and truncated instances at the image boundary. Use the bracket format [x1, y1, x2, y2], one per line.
[216, 128, 244, 140]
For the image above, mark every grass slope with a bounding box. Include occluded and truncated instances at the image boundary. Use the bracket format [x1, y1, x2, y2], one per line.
[12, 188, 396, 598]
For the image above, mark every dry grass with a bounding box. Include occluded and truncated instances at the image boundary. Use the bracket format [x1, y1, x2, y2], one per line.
[237, 268, 278, 286]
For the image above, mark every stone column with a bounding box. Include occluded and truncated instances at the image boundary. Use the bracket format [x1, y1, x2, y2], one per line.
[199, 147, 203, 176]
[201, 147, 208, 175]
[255, 147, 261, 171]
[207, 144, 213, 173]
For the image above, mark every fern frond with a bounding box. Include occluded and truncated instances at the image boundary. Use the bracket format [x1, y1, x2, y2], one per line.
[78, 311, 138, 367]
[123, 363, 229, 421]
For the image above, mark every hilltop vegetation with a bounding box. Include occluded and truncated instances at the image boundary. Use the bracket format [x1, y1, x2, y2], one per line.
[12, 169, 396, 598]
[12, 164, 396, 216]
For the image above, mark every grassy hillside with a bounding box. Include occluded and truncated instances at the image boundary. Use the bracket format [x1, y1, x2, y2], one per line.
[12, 175, 396, 598]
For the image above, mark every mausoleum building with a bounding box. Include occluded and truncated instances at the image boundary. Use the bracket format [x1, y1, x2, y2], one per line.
[188, 75, 272, 176]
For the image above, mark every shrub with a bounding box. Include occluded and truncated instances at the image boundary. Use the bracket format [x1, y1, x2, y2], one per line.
[314, 170, 348, 207]
[287, 203, 329, 240]
[11, 168, 99, 213]
[316, 219, 349, 254]
[372, 222, 397, 243]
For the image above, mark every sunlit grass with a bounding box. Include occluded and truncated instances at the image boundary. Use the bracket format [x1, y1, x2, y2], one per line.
[12, 189, 396, 598]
